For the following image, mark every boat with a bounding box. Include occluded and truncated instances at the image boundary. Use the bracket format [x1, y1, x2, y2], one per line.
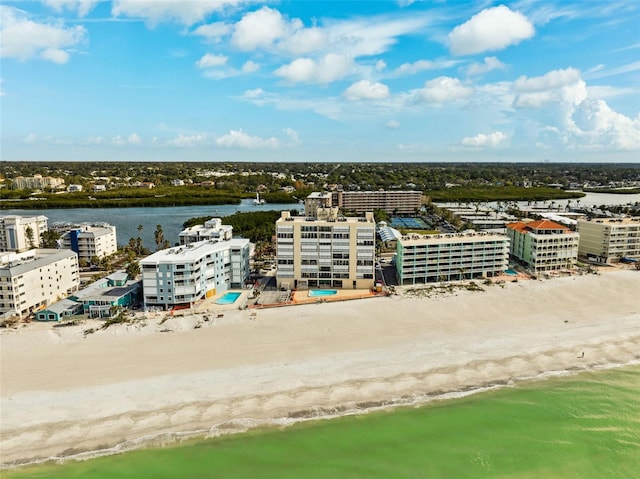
[253, 192, 266, 205]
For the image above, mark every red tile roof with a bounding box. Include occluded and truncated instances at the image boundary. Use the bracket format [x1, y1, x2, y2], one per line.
[507, 219, 569, 233]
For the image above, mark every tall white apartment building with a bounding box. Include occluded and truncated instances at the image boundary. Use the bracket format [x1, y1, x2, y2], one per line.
[396, 232, 509, 285]
[57, 224, 118, 261]
[179, 218, 233, 245]
[275, 208, 376, 290]
[577, 217, 640, 263]
[12, 175, 65, 190]
[506, 219, 579, 273]
[0, 249, 79, 320]
[140, 238, 250, 310]
[0, 215, 48, 252]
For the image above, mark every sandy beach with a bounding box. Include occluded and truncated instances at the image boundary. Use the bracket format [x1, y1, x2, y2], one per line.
[1, 270, 639, 467]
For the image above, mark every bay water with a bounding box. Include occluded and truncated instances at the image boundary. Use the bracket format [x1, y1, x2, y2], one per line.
[0, 200, 301, 250]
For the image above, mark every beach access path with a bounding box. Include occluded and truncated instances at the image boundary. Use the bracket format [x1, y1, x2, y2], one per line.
[1, 270, 639, 467]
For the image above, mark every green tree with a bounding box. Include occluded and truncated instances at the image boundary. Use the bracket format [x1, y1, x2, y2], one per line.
[126, 261, 140, 280]
[24, 226, 35, 249]
[154, 224, 166, 251]
[40, 230, 61, 248]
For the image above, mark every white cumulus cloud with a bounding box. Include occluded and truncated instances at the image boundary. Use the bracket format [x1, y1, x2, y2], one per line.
[166, 133, 209, 148]
[242, 60, 260, 73]
[343, 80, 390, 101]
[0, 6, 86, 63]
[42, 0, 100, 17]
[461, 131, 507, 147]
[196, 53, 228, 69]
[112, 0, 251, 26]
[275, 53, 353, 84]
[231, 6, 290, 51]
[449, 5, 534, 56]
[216, 129, 280, 149]
[386, 120, 400, 129]
[464, 56, 507, 76]
[414, 76, 474, 104]
[514, 67, 586, 108]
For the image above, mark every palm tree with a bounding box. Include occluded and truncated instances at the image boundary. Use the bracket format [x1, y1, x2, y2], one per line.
[126, 261, 140, 280]
[137, 225, 144, 254]
[25, 226, 35, 249]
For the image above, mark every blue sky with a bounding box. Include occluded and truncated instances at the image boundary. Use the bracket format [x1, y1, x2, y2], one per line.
[1, 0, 639, 163]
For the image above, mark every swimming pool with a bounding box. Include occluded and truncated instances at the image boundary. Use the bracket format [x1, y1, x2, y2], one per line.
[505, 269, 518, 276]
[308, 289, 338, 297]
[215, 292, 241, 305]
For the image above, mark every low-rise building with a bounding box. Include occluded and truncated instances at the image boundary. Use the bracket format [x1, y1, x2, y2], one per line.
[0, 215, 48, 252]
[70, 273, 141, 318]
[576, 217, 640, 263]
[275, 208, 376, 290]
[57, 224, 118, 261]
[140, 238, 250, 310]
[506, 219, 579, 273]
[396, 232, 509, 285]
[178, 218, 233, 245]
[0, 249, 79, 320]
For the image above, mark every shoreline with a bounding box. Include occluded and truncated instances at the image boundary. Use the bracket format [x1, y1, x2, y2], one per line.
[1, 270, 639, 468]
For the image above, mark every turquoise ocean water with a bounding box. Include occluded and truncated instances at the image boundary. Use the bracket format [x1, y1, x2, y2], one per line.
[4, 363, 639, 479]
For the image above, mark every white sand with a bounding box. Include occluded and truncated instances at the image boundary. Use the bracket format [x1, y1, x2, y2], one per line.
[1, 270, 639, 466]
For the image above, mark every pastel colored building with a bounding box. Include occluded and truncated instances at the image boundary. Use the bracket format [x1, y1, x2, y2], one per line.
[506, 220, 579, 273]
[576, 217, 640, 263]
[396, 232, 509, 285]
[275, 208, 376, 290]
[0, 249, 79, 320]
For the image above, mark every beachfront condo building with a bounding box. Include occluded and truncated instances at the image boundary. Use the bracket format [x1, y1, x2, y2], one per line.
[506, 219, 579, 273]
[396, 232, 509, 285]
[576, 217, 640, 263]
[305, 190, 423, 215]
[0, 215, 48, 252]
[140, 238, 250, 310]
[57, 224, 118, 262]
[275, 208, 376, 290]
[178, 218, 233, 245]
[0, 249, 79, 320]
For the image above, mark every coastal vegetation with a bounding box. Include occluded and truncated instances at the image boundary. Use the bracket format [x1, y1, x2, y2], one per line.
[2, 162, 638, 211]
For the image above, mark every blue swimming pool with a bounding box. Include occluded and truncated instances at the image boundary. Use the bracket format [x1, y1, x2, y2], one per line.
[215, 292, 241, 305]
[309, 289, 338, 297]
[505, 269, 518, 276]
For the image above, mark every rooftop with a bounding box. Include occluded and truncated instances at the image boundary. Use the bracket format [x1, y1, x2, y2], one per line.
[398, 231, 508, 246]
[140, 238, 249, 264]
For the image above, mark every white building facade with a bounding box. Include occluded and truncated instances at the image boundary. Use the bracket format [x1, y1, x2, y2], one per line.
[0, 215, 48, 252]
[179, 218, 233, 245]
[0, 249, 79, 320]
[396, 232, 509, 285]
[58, 224, 118, 261]
[275, 209, 376, 290]
[140, 238, 250, 310]
[577, 217, 640, 263]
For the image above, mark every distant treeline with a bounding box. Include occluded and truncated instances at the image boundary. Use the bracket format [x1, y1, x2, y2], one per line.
[425, 186, 585, 202]
[0, 186, 298, 210]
